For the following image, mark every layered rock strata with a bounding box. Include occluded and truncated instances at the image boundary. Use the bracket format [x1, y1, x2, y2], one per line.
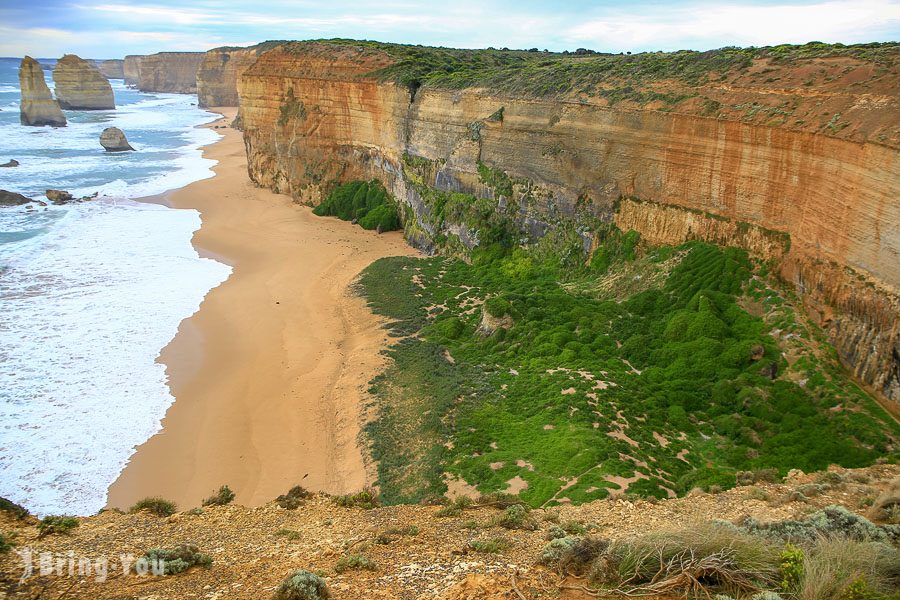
[53, 54, 115, 110]
[123, 55, 142, 86]
[239, 42, 900, 406]
[96, 59, 125, 79]
[197, 43, 283, 108]
[136, 52, 204, 93]
[18, 56, 66, 127]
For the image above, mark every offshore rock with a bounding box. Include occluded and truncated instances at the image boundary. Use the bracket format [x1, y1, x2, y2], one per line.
[0, 190, 32, 207]
[46, 190, 74, 204]
[18, 56, 66, 127]
[53, 54, 115, 110]
[0, 159, 19, 168]
[99, 127, 135, 152]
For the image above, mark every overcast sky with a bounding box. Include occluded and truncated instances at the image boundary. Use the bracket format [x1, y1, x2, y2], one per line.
[2, 0, 898, 59]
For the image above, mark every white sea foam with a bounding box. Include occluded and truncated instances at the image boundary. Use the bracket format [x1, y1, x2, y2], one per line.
[0, 79, 232, 516]
[0, 200, 231, 516]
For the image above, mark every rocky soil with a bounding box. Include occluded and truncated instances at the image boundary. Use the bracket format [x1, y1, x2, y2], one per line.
[1, 464, 896, 599]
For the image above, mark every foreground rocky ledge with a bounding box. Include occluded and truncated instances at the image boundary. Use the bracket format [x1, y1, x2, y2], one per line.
[1, 464, 896, 599]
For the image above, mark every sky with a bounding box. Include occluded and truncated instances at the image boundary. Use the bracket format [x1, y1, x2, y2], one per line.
[1, 0, 898, 59]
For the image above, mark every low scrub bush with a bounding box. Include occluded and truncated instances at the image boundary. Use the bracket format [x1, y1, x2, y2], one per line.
[202, 485, 235, 507]
[334, 554, 377, 573]
[375, 525, 419, 544]
[0, 497, 29, 520]
[276, 528, 302, 540]
[741, 505, 900, 544]
[494, 504, 538, 530]
[141, 543, 212, 575]
[274, 569, 330, 600]
[313, 180, 400, 232]
[0, 533, 13, 552]
[37, 516, 79, 538]
[436, 496, 473, 517]
[334, 488, 379, 509]
[736, 468, 779, 486]
[277, 486, 312, 510]
[129, 497, 177, 517]
[468, 536, 510, 553]
[540, 536, 579, 567]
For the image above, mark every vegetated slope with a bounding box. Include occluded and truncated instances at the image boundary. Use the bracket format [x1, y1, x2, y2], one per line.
[239, 39, 900, 408]
[357, 235, 898, 506]
[1, 465, 897, 599]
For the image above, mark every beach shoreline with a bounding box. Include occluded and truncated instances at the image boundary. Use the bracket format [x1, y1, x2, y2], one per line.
[106, 108, 417, 510]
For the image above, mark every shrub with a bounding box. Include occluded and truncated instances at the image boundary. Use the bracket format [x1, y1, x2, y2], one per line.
[736, 469, 779, 486]
[202, 485, 235, 507]
[334, 554, 377, 573]
[540, 536, 579, 567]
[274, 569, 330, 600]
[129, 497, 177, 517]
[141, 543, 212, 575]
[436, 496, 473, 517]
[277, 486, 312, 510]
[37, 516, 79, 538]
[742, 505, 899, 544]
[779, 544, 804, 592]
[468, 537, 510, 553]
[495, 504, 537, 530]
[376, 524, 419, 544]
[546, 525, 567, 540]
[313, 180, 401, 232]
[334, 488, 379, 509]
[0, 533, 12, 552]
[276, 528, 302, 540]
[0, 497, 29, 520]
[484, 296, 512, 318]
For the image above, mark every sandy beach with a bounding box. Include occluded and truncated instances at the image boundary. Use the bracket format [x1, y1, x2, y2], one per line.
[106, 108, 417, 510]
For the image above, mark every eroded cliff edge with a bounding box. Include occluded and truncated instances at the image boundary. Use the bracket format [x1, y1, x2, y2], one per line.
[238, 41, 900, 406]
[196, 42, 284, 108]
[136, 51, 204, 93]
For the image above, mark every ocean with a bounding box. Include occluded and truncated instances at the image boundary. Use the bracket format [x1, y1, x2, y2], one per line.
[0, 57, 232, 516]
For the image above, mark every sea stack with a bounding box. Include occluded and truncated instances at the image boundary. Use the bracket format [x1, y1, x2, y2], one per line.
[99, 127, 134, 152]
[53, 54, 115, 110]
[18, 56, 66, 127]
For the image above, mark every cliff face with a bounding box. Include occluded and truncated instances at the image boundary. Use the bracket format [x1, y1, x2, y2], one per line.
[52, 54, 115, 110]
[197, 43, 282, 108]
[240, 42, 900, 406]
[123, 55, 142, 86]
[137, 52, 204, 93]
[96, 59, 124, 79]
[18, 56, 66, 127]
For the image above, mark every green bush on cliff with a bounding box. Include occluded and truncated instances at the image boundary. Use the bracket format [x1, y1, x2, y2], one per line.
[313, 180, 401, 232]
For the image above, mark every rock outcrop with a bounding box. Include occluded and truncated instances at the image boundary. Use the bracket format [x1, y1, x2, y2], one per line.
[53, 54, 115, 110]
[99, 127, 134, 151]
[196, 42, 283, 108]
[18, 56, 66, 127]
[136, 52, 204, 93]
[0, 190, 32, 206]
[96, 59, 124, 79]
[0, 159, 19, 168]
[239, 41, 900, 406]
[123, 55, 143, 86]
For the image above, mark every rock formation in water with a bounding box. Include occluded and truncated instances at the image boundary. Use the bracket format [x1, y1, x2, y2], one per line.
[0, 159, 19, 168]
[0, 190, 32, 206]
[196, 42, 283, 108]
[238, 41, 900, 407]
[96, 59, 125, 79]
[18, 56, 66, 127]
[123, 55, 143, 86]
[136, 52, 204, 93]
[52, 54, 115, 110]
[99, 127, 134, 152]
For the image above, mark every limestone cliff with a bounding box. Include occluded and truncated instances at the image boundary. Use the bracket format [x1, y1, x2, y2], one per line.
[96, 59, 124, 79]
[137, 52, 203, 93]
[18, 56, 66, 127]
[123, 55, 142, 86]
[239, 41, 900, 406]
[53, 54, 115, 110]
[196, 42, 283, 108]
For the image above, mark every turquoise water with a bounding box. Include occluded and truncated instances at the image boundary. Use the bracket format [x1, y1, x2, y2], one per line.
[0, 57, 233, 516]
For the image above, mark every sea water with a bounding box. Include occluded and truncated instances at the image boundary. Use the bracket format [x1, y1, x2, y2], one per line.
[0, 57, 232, 515]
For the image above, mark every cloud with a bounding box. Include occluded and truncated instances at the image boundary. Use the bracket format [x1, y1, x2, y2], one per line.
[565, 0, 900, 49]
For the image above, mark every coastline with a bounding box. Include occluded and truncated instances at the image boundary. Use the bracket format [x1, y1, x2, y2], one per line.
[106, 108, 417, 510]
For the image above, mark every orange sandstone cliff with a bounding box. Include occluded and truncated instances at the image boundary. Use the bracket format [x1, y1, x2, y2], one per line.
[196, 42, 284, 108]
[237, 42, 900, 406]
[136, 52, 204, 93]
[123, 54, 142, 87]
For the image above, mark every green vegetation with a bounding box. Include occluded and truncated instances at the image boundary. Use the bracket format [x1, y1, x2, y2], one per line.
[141, 544, 212, 575]
[467, 536, 511, 553]
[357, 223, 897, 506]
[292, 39, 899, 98]
[37, 516, 79, 537]
[0, 497, 29, 520]
[334, 488, 379, 509]
[202, 485, 235, 507]
[278, 87, 307, 127]
[0, 533, 12, 553]
[129, 497, 178, 517]
[276, 485, 312, 510]
[274, 569, 330, 600]
[313, 180, 401, 232]
[333, 554, 377, 573]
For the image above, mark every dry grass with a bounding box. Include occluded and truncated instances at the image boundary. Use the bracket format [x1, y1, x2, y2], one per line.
[797, 537, 899, 600]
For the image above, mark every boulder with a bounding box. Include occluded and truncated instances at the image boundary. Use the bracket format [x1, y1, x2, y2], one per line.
[53, 54, 115, 110]
[0, 190, 32, 207]
[19, 57, 67, 127]
[46, 189, 74, 204]
[0, 159, 19, 168]
[100, 127, 134, 152]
